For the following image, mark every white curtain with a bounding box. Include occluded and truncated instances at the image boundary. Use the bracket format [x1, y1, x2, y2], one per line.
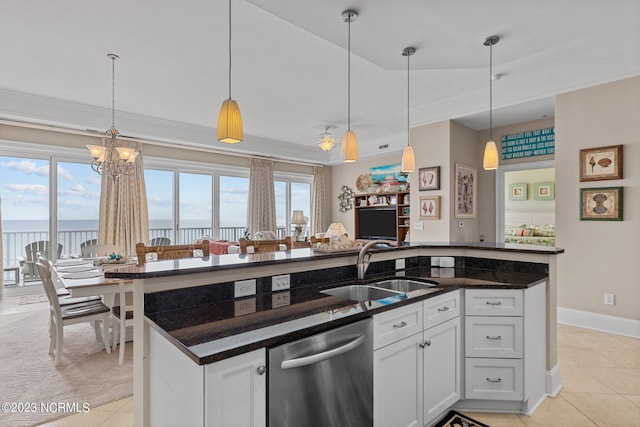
[311, 166, 328, 235]
[247, 158, 276, 235]
[0, 195, 4, 299]
[98, 146, 149, 256]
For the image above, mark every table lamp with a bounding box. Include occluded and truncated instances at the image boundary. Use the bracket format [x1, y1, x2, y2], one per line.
[291, 210, 307, 241]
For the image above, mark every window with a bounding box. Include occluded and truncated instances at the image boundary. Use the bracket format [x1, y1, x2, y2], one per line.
[144, 169, 175, 243]
[274, 174, 312, 239]
[179, 172, 212, 243]
[219, 175, 249, 241]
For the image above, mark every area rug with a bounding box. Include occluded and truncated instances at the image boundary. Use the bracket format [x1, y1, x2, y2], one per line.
[433, 410, 491, 427]
[18, 294, 48, 305]
[0, 309, 132, 426]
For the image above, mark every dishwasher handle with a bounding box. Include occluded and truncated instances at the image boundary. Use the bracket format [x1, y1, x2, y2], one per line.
[281, 334, 366, 370]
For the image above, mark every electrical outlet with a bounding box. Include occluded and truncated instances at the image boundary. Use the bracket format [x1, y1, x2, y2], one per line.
[271, 274, 290, 291]
[272, 291, 291, 308]
[234, 298, 256, 316]
[234, 279, 256, 298]
[604, 293, 615, 305]
[395, 258, 405, 270]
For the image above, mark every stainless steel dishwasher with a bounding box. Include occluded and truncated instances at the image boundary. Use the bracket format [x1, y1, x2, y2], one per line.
[268, 318, 373, 427]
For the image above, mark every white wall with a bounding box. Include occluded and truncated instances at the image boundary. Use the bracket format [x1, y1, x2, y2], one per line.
[504, 168, 555, 220]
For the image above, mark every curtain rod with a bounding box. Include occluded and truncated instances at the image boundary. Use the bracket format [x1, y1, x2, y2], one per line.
[0, 118, 324, 168]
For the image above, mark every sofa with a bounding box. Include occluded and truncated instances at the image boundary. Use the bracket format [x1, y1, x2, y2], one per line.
[504, 224, 555, 247]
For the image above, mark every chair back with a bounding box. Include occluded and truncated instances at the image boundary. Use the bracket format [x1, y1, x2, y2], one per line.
[35, 261, 62, 318]
[81, 243, 121, 258]
[150, 237, 171, 246]
[310, 235, 330, 245]
[238, 236, 292, 254]
[80, 239, 98, 250]
[26, 241, 63, 261]
[135, 240, 210, 265]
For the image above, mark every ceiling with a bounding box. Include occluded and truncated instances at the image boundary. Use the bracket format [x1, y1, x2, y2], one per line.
[1, 0, 638, 165]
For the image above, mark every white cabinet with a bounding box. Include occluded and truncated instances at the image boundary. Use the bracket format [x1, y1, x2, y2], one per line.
[374, 290, 461, 427]
[459, 284, 546, 415]
[149, 327, 266, 427]
[205, 349, 267, 427]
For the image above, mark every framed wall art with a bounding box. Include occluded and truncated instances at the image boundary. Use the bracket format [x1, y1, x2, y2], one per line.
[419, 195, 440, 220]
[579, 145, 623, 182]
[455, 164, 476, 218]
[418, 166, 440, 191]
[509, 183, 528, 201]
[580, 186, 623, 221]
[534, 182, 555, 200]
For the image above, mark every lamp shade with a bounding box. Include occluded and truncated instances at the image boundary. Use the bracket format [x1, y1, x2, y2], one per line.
[86, 145, 105, 160]
[483, 140, 499, 170]
[291, 210, 306, 225]
[401, 145, 415, 173]
[341, 130, 358, 163]
[217, 98, 243, 143]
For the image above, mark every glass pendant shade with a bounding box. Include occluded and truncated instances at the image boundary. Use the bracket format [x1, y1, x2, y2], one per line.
[341, 130, 358, 163]
[87, 145, 106, 160]
[401, 145, 415, 173]
[483, 140, 499, 170]
[217, 98, 243, 143]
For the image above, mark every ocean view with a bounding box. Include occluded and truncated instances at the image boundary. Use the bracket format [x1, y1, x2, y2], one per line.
[2, 219, 216, 232]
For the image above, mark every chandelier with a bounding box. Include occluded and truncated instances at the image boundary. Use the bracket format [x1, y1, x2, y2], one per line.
[86, 53, 138, 178]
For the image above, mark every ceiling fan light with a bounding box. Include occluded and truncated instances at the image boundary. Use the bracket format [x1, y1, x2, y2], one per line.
[217, 98, 243, 143]
[341, 130, 358, 163]
[401, 145, 415, 173]
[319, 134, 336, 151]
[483, 140, 499, 170]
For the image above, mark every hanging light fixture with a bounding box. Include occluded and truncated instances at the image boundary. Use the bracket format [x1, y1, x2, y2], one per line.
[482, 35, 500, 170]
[86, 53, 138, 179]
[341, 9, 358, 163]
[401, 47, 416, 173]
[217, 0, 243, 143]
[318, 127, 336, 151]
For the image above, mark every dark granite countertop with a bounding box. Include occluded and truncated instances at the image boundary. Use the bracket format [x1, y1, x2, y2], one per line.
[105, 241, 563, 280]
[146, 266, 548, 365]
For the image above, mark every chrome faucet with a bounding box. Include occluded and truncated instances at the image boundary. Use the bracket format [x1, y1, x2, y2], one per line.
[356, 240, 397, 280]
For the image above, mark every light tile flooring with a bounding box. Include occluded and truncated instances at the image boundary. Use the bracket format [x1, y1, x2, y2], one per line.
[3, 290, 634, 427]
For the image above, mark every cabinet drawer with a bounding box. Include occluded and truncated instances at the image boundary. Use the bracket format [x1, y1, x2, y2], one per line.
[465, 316, 523, 358]
[465, 289, 523, 316]
[465, 358, 523, 401]
[373, 302, 422, 349]
[423, 290, 460, 330]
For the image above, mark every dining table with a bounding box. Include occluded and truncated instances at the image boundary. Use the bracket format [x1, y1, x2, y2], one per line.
[51, 258, 134, 352]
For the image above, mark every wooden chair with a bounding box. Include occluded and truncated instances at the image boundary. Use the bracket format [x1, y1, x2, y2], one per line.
[35, 262, 111, 366]
[150, 236, 171, 246]
[38, 256, 101, 304]
[19, 241, 63, 281]
[310, 235, 330, 245]
[238, 236, 292, 254]
[135, 240, 211, 265]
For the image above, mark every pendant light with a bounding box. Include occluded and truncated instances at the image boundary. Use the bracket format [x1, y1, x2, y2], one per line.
[401, 47, 416, 173]
[217, 0, 243, 143]
[482, 35, 500, 170]
[86, 53, 139, 179]
[341, 10, 358, 163]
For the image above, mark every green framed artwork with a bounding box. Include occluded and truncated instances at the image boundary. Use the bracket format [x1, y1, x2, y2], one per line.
[534, 182, 555, 200]
[509, 183, 528, 201]
[580, 187, 623, 221]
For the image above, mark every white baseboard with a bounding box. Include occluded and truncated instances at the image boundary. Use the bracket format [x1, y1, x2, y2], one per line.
[557, 307, 640, 339]
[546, 364, 562, 397]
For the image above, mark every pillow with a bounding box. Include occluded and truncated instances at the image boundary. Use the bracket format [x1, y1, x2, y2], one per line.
[534, 224, 555, 237]
[252, 230, 278, 240]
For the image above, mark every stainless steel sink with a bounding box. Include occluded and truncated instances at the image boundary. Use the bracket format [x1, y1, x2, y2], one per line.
[320, 285, 406, 302]
[371, 278, 438, 293]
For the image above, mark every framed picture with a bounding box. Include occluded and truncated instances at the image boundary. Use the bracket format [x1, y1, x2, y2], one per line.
[580, 187, 623, 221]
[579, 145, 623, 182]
[418, 166, 440, 191]
[455, 164, 476, 218]
[509, 183, 528, 201]
[419, 196, 440, 220]
[534, 182, 555, 200]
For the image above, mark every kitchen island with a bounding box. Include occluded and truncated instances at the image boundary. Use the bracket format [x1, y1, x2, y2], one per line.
[105, 242, 563, 427]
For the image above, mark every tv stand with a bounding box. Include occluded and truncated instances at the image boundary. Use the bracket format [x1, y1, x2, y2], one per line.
[354, 190, 410, 246]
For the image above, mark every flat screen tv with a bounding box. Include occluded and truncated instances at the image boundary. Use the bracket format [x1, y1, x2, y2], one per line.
[356, 207, 397, 241]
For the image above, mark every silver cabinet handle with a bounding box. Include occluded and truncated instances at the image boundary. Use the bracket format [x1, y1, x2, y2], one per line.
[486, 301, 502, 306]
[418, 340, 431, 349]
[437, 306, 449, 312]
[281, 334, 366, 370]
[256, 365, 266, 375]
[393, 321, 407, 328]
[424, 340, 431, 347]
[486, 335, 502, 340]
[486, 377, 502, 383]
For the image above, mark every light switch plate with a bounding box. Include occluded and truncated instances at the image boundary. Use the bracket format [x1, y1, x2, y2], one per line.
[234, 279, 256, 298]
[414, 221, 424, 230]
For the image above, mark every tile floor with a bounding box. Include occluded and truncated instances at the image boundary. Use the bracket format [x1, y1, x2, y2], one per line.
[2, 290, 633, 427]
[37, 323, 639, 427]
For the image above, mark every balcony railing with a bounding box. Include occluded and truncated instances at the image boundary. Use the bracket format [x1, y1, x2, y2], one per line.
[2, 226, 287, 283]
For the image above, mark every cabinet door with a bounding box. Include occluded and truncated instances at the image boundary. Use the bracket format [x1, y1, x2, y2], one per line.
[423, 317, 461, 426]
[205, 348, 266, 427]
[374, 333, 423, 427]
[374, 301, 423, 350]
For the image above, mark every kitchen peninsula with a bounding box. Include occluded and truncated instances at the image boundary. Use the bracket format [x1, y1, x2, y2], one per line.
[105, 242, 563, 427]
